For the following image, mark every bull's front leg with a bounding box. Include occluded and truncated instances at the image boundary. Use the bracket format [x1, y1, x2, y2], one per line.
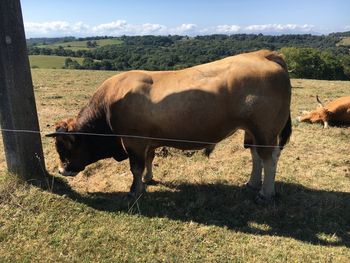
[128, 150, 147, 197]
[143, 148, 156, 184]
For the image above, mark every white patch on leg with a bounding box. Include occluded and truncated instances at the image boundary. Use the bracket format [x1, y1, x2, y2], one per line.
[247, 147, 263, 189]
[259, 148, 280, 199]
[143, 167, 153, 184]
[323, 121, 329, 129]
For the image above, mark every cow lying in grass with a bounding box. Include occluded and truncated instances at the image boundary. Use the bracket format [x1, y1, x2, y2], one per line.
[297, 96, 350, 128]
[47, 50, 292, 204]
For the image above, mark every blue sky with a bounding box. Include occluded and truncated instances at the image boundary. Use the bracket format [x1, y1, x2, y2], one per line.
[21, 0, 350, 37]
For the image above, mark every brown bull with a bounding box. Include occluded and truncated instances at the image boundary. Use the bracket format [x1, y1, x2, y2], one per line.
[47, 50, 292, 203]
[297, 96, 350, 128]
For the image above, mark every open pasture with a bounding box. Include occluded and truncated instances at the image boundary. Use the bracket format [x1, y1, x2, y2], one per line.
[0, 69, 349, 262]
[29, 55, 85, 69]
[36, 38, 123, 51]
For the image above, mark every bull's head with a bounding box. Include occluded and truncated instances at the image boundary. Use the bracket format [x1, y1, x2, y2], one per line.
[46, 119, 128, 176]
[46, 119, 90, 175]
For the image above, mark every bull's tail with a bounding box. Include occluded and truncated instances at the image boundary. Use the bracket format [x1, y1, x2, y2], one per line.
[265, 51, 291, 149]
[279, 114, 292, 150]
[265, 51, 288, 72]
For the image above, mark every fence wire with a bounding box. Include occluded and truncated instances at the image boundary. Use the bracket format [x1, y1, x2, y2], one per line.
[0, 128, 284, 148]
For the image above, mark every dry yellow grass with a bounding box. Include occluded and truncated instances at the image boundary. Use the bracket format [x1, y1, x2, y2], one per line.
[0, 69, 350, 262]
[25, 71, 350, 194]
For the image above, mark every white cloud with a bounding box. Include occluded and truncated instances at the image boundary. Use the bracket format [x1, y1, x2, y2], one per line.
[214, 25, 241, 34]
[244, 24, 315, 34]
[345, 25, 350, 30]
[90, 20, 167, 35]
[92, 20, 127, 33]
[171, 24, 198, 34]
[133, 23, 167, 35]
[25, 21, 91, 37]
[71, 22, 90, 33]
[24, 20, 322, 37]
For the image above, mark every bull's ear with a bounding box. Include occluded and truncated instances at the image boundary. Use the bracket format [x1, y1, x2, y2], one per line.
[64, 118, 77, 132]
[316, 95, 325, 108]
[45, 119, 70, 137]
[45, 127, 67, 137]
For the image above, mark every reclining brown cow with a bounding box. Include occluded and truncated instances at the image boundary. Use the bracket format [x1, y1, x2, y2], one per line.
[47, 50, 292, 204]
[297, 96, 350, 128]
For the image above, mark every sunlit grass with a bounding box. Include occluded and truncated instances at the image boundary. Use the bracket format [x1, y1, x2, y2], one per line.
[0, 69, 350, 262]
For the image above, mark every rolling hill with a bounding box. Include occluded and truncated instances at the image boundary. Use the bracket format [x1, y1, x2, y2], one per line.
[29, 55, 85, 69]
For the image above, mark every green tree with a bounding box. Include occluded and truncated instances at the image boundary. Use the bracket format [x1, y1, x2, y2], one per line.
[320, 51, 347, 80]
[100, 60, 112, 70]
[64, 57, 73, 68]
[82, 57, 95, 69]
[86, 40, 97, 48]
[64, 58, 81, 69]
[341, 55, 350, 79]
[281, 47, 348, 80]
[281, 47, 325, 79]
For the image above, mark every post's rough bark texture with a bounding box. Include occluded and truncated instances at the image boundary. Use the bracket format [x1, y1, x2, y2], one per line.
[0, 0, 46, 182]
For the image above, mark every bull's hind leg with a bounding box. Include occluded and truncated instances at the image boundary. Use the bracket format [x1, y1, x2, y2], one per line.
[256, 146, 281, 204]
[244, 132, 262, 190]
[246, 147, 263, 190]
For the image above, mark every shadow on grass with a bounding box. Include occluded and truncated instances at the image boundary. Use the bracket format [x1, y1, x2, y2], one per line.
[49, 176, 350, 247]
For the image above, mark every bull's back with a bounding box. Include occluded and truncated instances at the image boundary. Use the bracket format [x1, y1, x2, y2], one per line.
[108, 50, 291, 144]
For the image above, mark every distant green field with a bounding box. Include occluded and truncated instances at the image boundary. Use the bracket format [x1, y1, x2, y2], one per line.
[338, 37, 350, 46]
[37, 38, 123, 51]
[29, 55, 84, 69]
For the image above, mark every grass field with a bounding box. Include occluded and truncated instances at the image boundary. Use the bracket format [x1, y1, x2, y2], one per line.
[0, 69, 350, 262]
[36, 38, 123, 51]
[29, 55, 85, 69]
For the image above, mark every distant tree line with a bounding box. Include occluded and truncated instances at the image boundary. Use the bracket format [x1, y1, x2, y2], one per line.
[28, 34, 350, 80]
[280, 47, 350, 80]
[27, 36, 76, 45]
[86, 40, 98, 48]
[64, 57, 113, 70]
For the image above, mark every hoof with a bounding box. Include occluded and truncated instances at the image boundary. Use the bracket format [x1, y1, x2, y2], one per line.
[144, 179, 159, 186]
[127, 191, 136, 199]
[130, 181, 145, 196]
[128, 184, 145, 199]
[245, 182, 261, 191]
[254, 192, 275, 205]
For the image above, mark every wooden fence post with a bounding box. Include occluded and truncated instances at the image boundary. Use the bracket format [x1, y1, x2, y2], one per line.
[0, 0, 46, 183]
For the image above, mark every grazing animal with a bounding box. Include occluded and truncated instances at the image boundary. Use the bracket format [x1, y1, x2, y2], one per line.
[297, 96, 350, 128]
[47, 50, 292, 203]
